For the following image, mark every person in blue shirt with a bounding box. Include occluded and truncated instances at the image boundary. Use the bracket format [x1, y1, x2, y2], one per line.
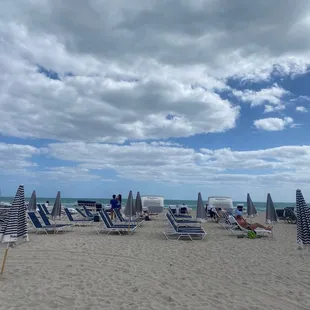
[110, 194, 118, 220]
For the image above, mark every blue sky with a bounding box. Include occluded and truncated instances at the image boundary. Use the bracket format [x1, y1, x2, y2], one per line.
[1, 1, 310, 202]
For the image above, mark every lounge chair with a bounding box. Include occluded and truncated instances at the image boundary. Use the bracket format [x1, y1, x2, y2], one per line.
[37, 204, 48, 216]
[42, 204, 51, 215]
[96, 211, 137, 235]
[114, 209, 144, 226]
[64, 208, 93, 226]
[228, 216, 272, 237]
[38, 210, 73, 229]
[75, 208, 93, 219]
[28, 212, 71, 234]
[168, 210, 201, 227]
[164, 213, 207, 240]
[168, 207, 192, 218]
[83, 206, 95, 218]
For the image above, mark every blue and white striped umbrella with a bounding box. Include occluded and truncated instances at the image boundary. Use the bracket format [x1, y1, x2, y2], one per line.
[266, 193, 278, 224]
[51, 191, 62, 220]
[196, 192, 207, 221]
[0, 185, 28, 243]
[296, 189, 310, 247]
[246, 193, 257, 217]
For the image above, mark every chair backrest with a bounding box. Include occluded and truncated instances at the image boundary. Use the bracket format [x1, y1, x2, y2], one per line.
[229, 216, 247, 231]
[83, 206, 94, 217]
[76, 208, 87, 218]
[42, 204, 50, 215]
[38, 210, 52, 226]
[114, 209, 124, 222]
[99, 211, 112, 228]
[28, 212, 43, 228]
[37, 204, 45, 215]
[102, 210, 114, 227]
[166, 213, 178, 232]
[64, 208, 74, 221]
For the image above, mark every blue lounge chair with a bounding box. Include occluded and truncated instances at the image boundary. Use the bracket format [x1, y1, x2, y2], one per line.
[114, 209, 144, 226]
[168, 210, 201, 227]
[97, 211, 137, 235]
[83, 206, 95, 218]
[64, 208, 93, 226]
[164, 213, 207, 240]
[37, 204, 47, 216]
[42, 204, 50, 215]
[168, 207, 192, 218]
[28, 212, 71, 234]
[38, 210, 73, 229]
[76, 208, 93, 219]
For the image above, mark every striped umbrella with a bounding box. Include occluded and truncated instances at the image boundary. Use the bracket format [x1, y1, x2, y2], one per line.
[135, 192, 143, 214]
[1, 185, 28, 275]
[28, 190, 37, 212]
[196, 192, 207, 221]
[265, 193, 278, 224]
[296, 189, 310, 247]
[51, 191, 62, 220]
[246, 193, 257, 217]
[124, 191, 135, 217]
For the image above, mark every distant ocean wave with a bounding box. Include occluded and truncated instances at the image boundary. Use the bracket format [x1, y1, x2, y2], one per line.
[0, 197, 295, 211]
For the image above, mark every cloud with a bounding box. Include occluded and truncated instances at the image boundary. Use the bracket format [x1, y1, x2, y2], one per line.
[296, 106, 308, 113]
[0, 143, 39, 174]
[254, 117, 294, 131]
[1, 1, 310, 143]
[2, 141, 310, 197]
[43, 142, 310, 187]
[233, 84, 289, 113]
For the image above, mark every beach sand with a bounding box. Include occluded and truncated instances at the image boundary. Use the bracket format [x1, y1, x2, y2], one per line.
[0, 213, 309, 310]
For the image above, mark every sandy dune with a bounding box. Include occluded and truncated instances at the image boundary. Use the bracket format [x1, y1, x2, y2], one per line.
[0, 213, 309, 310]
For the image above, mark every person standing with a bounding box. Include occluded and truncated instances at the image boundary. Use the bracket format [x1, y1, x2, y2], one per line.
[110, 194, 118, 220]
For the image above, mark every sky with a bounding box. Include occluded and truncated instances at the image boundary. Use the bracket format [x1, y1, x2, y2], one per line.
[1, 1, 310, 202]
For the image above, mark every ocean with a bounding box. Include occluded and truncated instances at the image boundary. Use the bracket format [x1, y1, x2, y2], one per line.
[0, 196, 295, 211]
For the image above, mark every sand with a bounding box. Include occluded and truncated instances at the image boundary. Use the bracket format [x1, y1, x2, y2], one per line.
[0, 213, 310, 310]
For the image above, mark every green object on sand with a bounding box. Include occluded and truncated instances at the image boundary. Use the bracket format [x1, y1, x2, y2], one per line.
[247, 231, 257, 239]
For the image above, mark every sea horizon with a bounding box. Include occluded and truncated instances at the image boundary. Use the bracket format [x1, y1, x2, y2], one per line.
[0, 196, 295, 211]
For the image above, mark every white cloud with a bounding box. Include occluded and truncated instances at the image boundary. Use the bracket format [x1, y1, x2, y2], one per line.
[233, 85, 289, 113]
[296, 106, 308, 113]
[0, 2, 310, 142]
[254, 117, 294, 131]
[0, 143, 39, 174]
[43, 142, 310, 187]
[2, 141, 310, 199]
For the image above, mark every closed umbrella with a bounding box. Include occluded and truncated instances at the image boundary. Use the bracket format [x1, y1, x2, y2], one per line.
[135, 192, 143, 214]
[1, 184, 28, 275]
[247, 193, 257, 217]
[266, 193, 278, 224]
[296, 189, 310, 247]
[196, 192, 207, 221]
[124, 191, 135, 217]
[28, 190, 37, 212]
[51, 191, 62, 220]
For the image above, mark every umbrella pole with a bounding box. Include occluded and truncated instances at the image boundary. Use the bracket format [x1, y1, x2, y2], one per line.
[128, 217, 131, 234]
[1, 244, 10, 275]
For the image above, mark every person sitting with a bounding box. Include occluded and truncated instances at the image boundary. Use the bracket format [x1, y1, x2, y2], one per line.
[235, 215, 272, 231]
[206, 203, 217, 219]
